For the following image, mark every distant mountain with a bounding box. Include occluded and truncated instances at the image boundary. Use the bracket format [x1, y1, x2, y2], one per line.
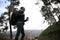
[2, 30, 43, 37]
[0, 30, 43, 40]
[25, 30, 43, 37]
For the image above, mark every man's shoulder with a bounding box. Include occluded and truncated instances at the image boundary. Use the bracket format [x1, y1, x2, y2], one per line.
[13, 11, 19, 15]
[13, 10, 23, 15]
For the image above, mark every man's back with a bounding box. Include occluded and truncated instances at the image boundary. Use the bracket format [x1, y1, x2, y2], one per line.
[10, 11, 18, 25]
[10, 10, 25, 25]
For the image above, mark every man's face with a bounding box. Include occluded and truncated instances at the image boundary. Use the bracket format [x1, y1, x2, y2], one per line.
[21, 7, 25, 12]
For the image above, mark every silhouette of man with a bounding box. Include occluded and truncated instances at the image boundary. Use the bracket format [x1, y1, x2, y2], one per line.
[15, 7, 29, 40]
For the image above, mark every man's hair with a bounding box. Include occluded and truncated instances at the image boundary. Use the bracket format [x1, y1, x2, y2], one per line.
[20, 7, 25, 11]
[20, 7, 25, 9]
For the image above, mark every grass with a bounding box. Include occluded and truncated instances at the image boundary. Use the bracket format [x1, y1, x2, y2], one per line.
[38, 22, 60, 40]
[0, 34, 10, 40]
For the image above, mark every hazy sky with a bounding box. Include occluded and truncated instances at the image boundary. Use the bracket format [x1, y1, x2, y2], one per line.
[0, 0, 49, 31]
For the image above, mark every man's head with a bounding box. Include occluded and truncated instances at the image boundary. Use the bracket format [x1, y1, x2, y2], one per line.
[20, 7, 25, 12]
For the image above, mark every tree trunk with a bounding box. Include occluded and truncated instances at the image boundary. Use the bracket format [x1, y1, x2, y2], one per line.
[8, 11, 12, 40]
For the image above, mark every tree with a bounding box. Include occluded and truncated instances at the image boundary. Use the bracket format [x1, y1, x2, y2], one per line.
[3, 0, 20, 39]
[36, 0, 60, 25]
[0, 14, 5, 26]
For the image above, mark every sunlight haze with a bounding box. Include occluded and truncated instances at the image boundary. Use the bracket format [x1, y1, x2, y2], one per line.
[16, 0, 49, 30]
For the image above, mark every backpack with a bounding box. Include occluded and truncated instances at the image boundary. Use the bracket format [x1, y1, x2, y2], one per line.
[10, 11, 17, 25]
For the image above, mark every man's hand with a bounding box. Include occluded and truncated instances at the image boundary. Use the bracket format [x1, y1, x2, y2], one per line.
[26, 17, 29, 21]
[24, 17, 29, 22]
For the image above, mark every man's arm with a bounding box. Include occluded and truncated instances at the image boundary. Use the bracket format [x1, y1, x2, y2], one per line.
[24, 17, 29, 22]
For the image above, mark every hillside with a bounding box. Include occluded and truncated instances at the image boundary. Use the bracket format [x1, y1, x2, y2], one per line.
[38, 22, 60, 40]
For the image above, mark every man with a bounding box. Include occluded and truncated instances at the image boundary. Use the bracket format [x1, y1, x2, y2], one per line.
[14, 7, 29, 40]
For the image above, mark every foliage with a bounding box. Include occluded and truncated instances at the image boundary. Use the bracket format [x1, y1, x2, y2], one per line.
[36, 0, 60, 25]
[35, 1, 60, 40]
[6, 0, 20, 39]
[0, 14, 5, 26]
[0, 0, 20, 39]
